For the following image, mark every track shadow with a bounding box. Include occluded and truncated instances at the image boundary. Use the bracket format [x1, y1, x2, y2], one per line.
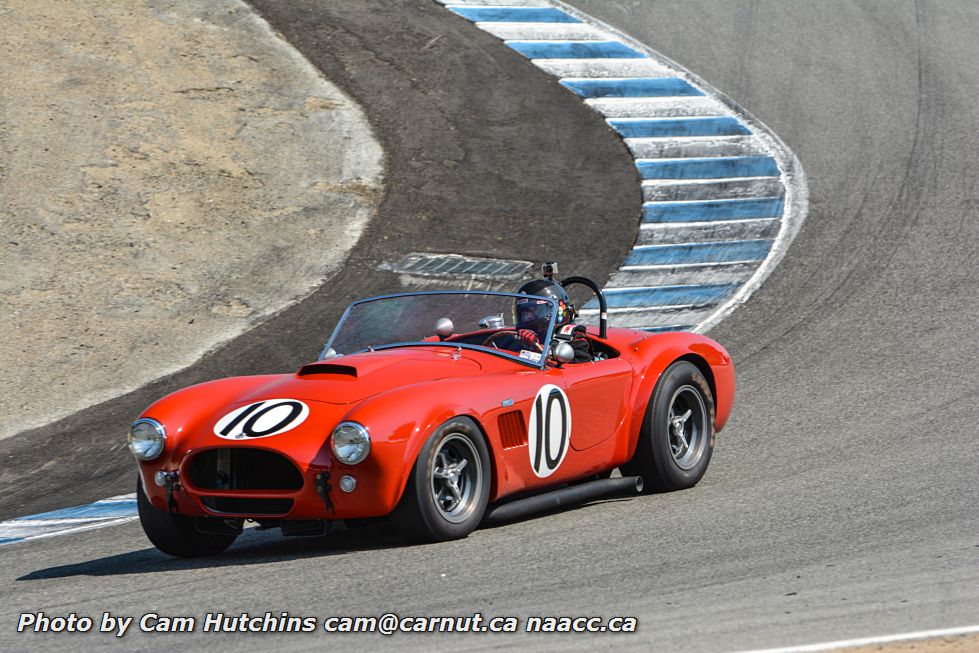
[20, 493, 647, 581]
[18, 523, 404, 581]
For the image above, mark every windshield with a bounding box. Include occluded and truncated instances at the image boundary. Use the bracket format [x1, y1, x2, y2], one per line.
[322, 291, 557, 367]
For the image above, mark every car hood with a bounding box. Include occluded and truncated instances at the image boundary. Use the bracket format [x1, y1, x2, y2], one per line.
[166, 348, 486, 460]
[236, 347, 484, 406]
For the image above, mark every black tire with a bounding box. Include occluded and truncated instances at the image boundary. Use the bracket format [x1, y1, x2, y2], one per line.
[393, 416, 491, 543]
[621, 360, 715, 492]
[136, 476, 238, 557]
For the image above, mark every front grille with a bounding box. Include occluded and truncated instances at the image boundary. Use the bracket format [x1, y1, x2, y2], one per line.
[498, 410, 527, 449]
[201, 497, 293, 515]
[187, 448, 303, 491]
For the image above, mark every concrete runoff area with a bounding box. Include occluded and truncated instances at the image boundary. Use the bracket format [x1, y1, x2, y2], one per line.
[0, 0, 383, 440]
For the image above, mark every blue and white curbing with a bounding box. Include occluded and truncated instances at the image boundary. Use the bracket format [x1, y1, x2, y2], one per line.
[0, 494, 136, 546]
[438, 0, 808, 333]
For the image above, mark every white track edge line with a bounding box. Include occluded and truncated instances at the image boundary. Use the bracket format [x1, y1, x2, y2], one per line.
[731, 624, 979, 653]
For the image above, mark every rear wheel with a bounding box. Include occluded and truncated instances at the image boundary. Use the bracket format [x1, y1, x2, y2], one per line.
[136, 476, 238, 557]
[622, 361, 715, 491]
[394, 417, 490, 542]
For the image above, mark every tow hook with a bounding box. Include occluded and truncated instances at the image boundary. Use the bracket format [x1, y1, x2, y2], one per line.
[315, 472, 333, 513]
[161, 472, 181, 515]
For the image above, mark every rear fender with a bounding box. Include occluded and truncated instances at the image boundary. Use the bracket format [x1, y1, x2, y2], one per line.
[623, 334, 734, 461]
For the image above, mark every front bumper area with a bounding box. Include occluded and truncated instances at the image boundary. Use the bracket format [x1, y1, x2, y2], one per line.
[139, 445, 402, 520]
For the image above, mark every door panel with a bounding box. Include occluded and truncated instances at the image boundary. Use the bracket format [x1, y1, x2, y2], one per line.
[560, 358, 634, 451]
[492, 368, 573, 495]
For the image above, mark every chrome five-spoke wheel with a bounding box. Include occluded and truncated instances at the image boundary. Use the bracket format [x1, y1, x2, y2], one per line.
[431, 434, 483, 524]
[395, 416, 491, 542]
[667, 385, 708, 471]
[621, 360, 715, 492]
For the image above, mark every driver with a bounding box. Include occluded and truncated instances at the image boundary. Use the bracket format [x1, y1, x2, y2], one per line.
[511, 279, 593, 363]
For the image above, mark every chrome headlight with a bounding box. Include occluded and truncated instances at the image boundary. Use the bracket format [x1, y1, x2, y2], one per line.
[128, 418, 167, 461]
[331, 422, 371, 465]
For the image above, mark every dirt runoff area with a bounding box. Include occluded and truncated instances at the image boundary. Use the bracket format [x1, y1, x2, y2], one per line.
[0, 0, 384, 439]
[837, 632, 979, 652]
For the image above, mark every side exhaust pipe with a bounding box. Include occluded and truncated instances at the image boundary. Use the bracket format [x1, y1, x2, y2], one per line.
[483, 475, 643, 525]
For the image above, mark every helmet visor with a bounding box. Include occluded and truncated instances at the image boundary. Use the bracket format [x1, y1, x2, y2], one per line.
[516, 298, 553, 327]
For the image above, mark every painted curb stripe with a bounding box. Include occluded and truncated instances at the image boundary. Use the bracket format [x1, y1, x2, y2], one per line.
[624, 240, 773, 266]
[477, 23, 606, 40]
[582, 305, 718, 328]
[599, 283, 739, 308]
[507, 40, 644, 59]
[643, 197, 785, 223]
[627, 136, 769, 158]
[593, 97, 724, 118]
[12, 498, 137, 521]
[637, 156, 781, 180]
[642, 178, 784, 202]
[448, 6, 581, 22]
[639, 218, 782, 245]
[610, 116, 750, 138]
[536, 59, 672, 78]
[562, 77, 702, 98]
[0, 494, 137, 547]
[609, 264, 759, 290]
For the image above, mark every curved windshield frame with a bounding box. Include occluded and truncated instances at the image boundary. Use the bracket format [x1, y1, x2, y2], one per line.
[321, 291, 558, 369]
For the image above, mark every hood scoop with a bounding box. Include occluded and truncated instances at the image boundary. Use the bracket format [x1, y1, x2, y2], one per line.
[297, 362, 358, 378]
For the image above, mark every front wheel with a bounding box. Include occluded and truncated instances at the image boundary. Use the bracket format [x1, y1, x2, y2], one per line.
[393, 416, 490, 543]
[622, 361, 715, 492]
[136, 476, 238, 557]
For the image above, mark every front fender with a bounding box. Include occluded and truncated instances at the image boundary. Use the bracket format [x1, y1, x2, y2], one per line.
[342, 379, 501, 515]
[136, 375, 284, 460]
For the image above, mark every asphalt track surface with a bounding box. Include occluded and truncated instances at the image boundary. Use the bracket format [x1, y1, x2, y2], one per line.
[2, 1, 977, 651]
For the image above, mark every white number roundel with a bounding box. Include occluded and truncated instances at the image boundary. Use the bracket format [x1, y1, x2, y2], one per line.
[214, 399, 309, 440]
[527, 384, 572, 478]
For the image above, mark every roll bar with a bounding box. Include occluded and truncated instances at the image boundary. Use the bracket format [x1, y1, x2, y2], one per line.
[561, 276, 608, 339]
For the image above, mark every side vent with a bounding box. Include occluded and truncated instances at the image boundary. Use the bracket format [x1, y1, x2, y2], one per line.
[498, 410, 527, 449]
[298, 363, 358, 378]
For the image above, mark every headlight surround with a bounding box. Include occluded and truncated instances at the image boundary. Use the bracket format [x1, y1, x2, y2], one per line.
[331, 421, 371, 465]
[128, 418, 167, 461]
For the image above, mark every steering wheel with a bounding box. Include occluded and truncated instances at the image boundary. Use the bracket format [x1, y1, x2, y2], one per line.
[481, 329, 518, 349]
[481, 329, 543, 352]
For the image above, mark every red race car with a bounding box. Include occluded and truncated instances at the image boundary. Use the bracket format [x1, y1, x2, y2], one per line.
[128, 271, 734, 556]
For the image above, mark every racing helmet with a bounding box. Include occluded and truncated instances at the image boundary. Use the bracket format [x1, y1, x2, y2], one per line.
[515, 278, 575, 333]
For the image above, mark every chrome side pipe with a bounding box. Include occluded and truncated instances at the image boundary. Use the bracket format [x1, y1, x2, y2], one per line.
[482, 475, 643, 525]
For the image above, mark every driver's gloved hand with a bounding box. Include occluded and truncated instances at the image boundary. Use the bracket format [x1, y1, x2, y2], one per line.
[517, 329, 539, 348]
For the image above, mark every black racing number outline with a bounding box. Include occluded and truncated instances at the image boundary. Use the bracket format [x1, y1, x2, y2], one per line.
[533, 388, 569, 475]
[219, 400, 304, 438]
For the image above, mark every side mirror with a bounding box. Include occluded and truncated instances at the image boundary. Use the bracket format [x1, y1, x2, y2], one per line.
[435, 317, 454, 341]
[550, 341, 574, 366]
